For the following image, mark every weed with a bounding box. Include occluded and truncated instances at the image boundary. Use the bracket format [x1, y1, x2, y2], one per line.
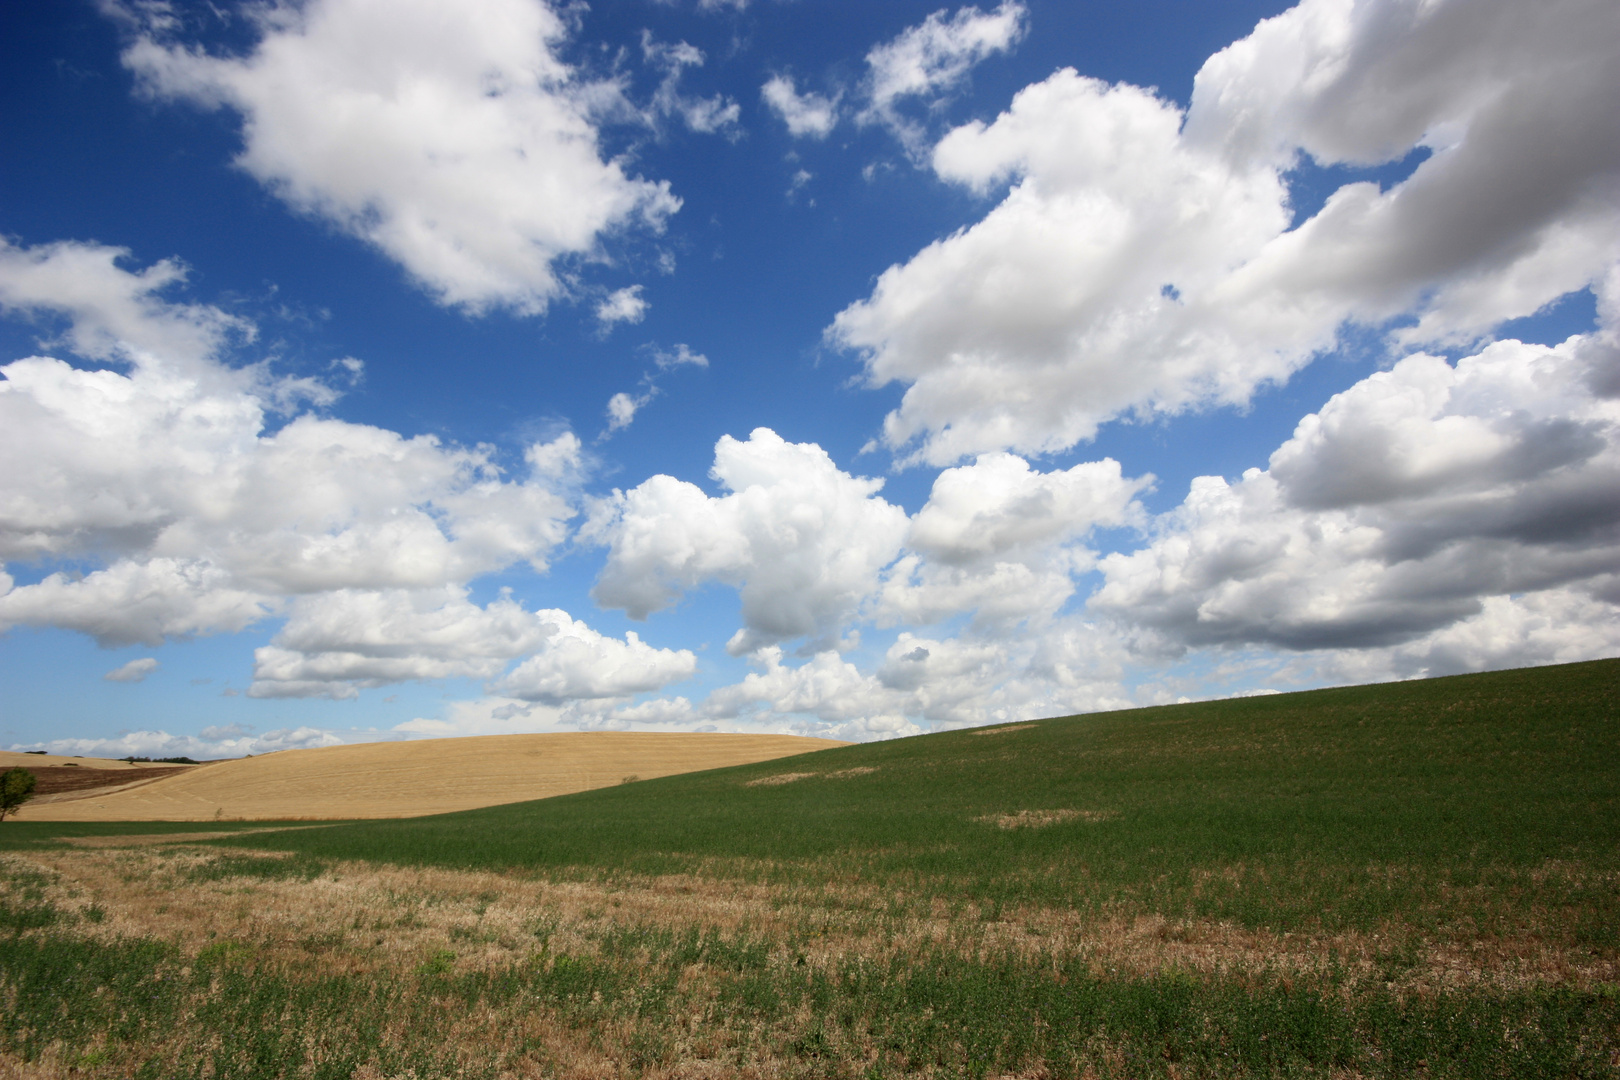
[415, 948, 455, 978]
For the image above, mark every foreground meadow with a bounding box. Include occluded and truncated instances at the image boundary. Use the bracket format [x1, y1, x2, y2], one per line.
[2, 659, 1617, 1078]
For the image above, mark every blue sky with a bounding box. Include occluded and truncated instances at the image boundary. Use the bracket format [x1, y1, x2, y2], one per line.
[2, 0, 1616, 758]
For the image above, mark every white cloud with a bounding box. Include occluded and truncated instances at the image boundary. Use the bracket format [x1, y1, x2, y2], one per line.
[698, 646, 922, 739]
[1, 558, 272, 648]
[576, 433, 1160, 735]
[595, 286, 648, 329]
[598, 298, 1614, 741]
[878, 623, 1133, 727]
[392, 696, 568, 737]
[243, 587, 695, 702]
[599, 612, 1138, 740]
[1184, 0, 1620, 350]
[762, 4, 1025, 150]
[1091, 332, 1620, 666]
[0, 238, 577, 646]
[669, 95, 742, 137]
[589, 431, 1152, 648]
[104, 657, 159, 683]
[0, 238, 251, 371]
[585, 428, 910, 654]
[525, 430, 584, 481]
[643, 33, 741, 138]
[492, 612, 697, 704]
[1314, 589, 1620, 685]
[878, 453, 1150, 627]
[832, 0, 1620, 465]
[651, 343, 708, 370]
[833, 71, 1292, 464]
[906, 453, 1148, 563]
[247, 587, 553, 698]
[118, 0, 680, 315]
[0, 357, 575, 589]
[601, 344, 709, 436]
[605, 391, 648, 433]
[761, 75, 840, 139]
[859, 1, 1027, 153]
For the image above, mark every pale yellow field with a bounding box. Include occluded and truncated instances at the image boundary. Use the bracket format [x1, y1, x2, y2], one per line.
[0, 750, 191, 770]
[11, 732, 846, 821]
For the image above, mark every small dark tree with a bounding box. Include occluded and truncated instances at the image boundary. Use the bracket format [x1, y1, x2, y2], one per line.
[0, 767, 37, 821]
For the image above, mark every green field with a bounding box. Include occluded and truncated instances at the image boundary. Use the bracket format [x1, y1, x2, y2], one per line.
[2, 659, 1617, 1078]
[237, 657, 1620, 933]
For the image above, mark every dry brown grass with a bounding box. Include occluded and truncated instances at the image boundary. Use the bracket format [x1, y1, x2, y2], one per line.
[977, 809, 1118, 829]
[3, 836, 1613, 1079]
[742, 772, 816, 788]
[58, 827, 329, 848]
[971, 724, 1034, 736]
[743, 766, 878, 788]
[14, 732, 846, 822]
[9, 837, 1610, 999]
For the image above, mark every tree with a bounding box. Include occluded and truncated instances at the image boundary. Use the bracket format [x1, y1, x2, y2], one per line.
[0, 767, 37, 821]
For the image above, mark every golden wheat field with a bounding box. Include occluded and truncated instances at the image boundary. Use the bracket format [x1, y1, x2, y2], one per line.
[9, 733, 846, 822]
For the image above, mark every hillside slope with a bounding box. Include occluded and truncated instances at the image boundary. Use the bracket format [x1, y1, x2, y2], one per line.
[240, 659, 1620, 931]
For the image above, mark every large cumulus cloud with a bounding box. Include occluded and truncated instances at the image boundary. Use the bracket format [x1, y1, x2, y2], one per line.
[0, 239, 680, 717]
[832, 0, 1620, 465]
[585, 428, 911, 655]
[115, 0, 679, 314]
[878, 453, 1149, 627]
[1092, 330, 1620, 669]
[0, 241, 578, 606]
[249, 587, 695, 701]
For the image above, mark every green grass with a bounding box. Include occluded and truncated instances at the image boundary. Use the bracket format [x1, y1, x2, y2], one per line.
[233, 658, 1620, 938]
[0, 924, 479, 1079]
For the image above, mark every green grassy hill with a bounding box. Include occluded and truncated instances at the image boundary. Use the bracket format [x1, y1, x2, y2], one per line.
[237, 658, 1620, 938]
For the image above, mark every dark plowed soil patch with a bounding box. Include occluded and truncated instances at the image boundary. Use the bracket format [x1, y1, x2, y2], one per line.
[27, 765, 195, 797]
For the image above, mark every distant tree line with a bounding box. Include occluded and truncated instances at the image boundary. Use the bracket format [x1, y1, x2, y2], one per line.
[123, 756, 200, 765]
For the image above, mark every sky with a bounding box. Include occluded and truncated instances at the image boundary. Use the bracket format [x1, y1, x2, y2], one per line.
[1, 0, 1616, 759]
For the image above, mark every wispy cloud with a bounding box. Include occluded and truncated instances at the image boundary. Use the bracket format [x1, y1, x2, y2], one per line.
[104, 657, 159, 683]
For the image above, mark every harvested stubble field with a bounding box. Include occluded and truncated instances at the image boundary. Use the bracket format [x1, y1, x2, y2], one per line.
[10, 733, 844, 822]
[2, 659, 1618, 1079]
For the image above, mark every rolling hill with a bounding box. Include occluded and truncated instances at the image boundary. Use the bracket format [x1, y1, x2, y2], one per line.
[231, 658, 1620, 932]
